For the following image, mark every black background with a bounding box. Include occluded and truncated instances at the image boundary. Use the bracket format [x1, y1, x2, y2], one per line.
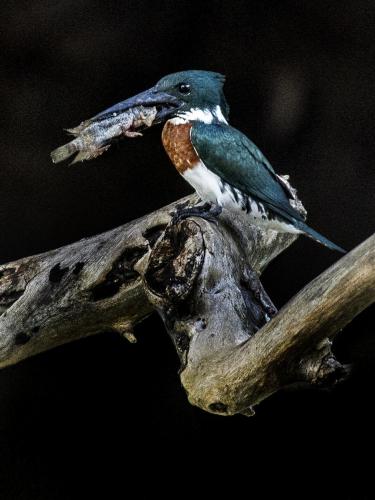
[1, 0, 375, 497]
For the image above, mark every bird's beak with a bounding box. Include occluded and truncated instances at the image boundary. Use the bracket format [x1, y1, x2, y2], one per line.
[92, 86, 181, 124]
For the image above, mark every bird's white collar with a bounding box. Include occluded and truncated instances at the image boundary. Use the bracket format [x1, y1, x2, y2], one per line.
[173, 105, 228, 125]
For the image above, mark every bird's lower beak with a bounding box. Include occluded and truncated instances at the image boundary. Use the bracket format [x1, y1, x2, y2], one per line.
[92, 86, 181, 124]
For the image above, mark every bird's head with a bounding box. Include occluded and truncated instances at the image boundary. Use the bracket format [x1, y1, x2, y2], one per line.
[155, 70, 229, 123]
[94, 70, 229, 125]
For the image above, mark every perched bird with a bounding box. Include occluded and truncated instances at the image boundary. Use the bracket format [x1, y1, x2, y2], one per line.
[59, 70, 345, 252]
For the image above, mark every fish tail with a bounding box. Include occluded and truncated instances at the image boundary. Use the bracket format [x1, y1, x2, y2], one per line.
[69, 145, 111, 164]
[70, 150, 93, 164]
[50, 140, 78, 164]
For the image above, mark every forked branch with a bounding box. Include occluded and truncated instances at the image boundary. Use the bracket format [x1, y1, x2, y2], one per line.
[0, 194, 373, 416]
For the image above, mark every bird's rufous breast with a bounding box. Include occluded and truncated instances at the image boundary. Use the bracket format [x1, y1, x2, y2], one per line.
[162, 121, 199, 173]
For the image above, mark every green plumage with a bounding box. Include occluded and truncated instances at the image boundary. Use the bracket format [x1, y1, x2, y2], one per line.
[191, 122, 304, 222]
[191, 122, 345, 253]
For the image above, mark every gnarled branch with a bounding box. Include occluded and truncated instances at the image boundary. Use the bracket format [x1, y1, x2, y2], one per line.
[0, 194, 373, 416]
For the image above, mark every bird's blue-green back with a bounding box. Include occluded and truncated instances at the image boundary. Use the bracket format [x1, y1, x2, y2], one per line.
[190, 122, 304, 223]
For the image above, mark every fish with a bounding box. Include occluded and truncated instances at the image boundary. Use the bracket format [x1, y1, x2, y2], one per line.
[51, 105, 158, 164]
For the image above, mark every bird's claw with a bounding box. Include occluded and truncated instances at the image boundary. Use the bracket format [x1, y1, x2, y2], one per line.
[170, 202, 222, 225]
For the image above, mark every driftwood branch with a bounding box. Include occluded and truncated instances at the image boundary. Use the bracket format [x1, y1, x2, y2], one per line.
[174, 231, 374, 415]
[0, 193, 373, 416]
[0, 197, 184, 368]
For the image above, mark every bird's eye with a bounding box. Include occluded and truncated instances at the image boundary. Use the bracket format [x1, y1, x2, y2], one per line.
[178, 83, 191, 95]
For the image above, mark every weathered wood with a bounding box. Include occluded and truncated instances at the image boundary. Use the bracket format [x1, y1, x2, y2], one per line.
[0, 195, 297, 370]
[141, 213, 373, 415]
[0, 197, 182, 368]
[176, 233, 374, 415]
[0, 191, 373, 417]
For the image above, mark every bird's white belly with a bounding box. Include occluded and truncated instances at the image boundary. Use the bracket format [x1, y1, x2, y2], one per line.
[183, 161, 300, 233]
[183, 161, 225, 204]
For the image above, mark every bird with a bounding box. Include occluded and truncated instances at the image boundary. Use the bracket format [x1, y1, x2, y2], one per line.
[77, 70, 346, 252]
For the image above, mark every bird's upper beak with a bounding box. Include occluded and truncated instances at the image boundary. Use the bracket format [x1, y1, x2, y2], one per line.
[92, 86, 181, 124]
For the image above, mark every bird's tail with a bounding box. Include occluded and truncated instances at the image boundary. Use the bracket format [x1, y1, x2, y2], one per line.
[293, 219, 346, 253]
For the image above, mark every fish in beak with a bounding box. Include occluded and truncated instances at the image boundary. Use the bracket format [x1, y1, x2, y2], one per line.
[51, 86, 181, 164]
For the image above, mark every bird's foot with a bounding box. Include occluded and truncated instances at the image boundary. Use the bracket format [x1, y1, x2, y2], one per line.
[170, 202, 222, 225]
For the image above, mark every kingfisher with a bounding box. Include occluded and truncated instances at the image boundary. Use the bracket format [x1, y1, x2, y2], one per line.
[90, 70, 346, 253]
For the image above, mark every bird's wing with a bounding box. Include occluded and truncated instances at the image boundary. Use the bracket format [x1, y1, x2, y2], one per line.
[190, 122, 304, 222]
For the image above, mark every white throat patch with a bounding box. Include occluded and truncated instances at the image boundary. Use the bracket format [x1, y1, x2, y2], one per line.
[175, 105, 228, 124]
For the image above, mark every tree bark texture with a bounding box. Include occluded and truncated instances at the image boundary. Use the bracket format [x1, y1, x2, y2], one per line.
[0, 194, 373, 416]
